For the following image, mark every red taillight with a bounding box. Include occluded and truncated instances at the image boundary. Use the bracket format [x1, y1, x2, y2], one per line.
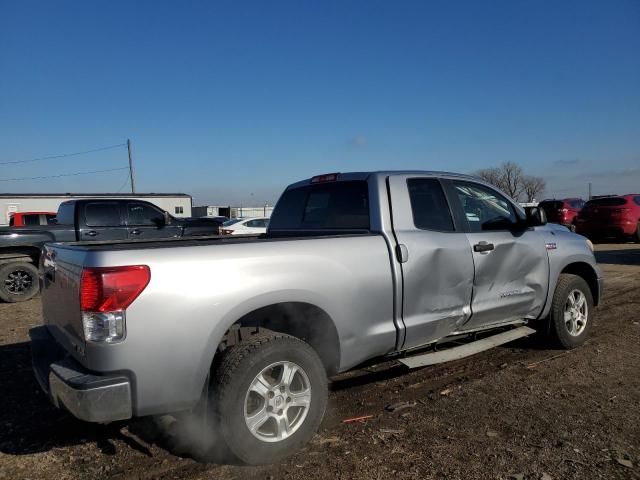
[80, 265, 150, 312]
[311, 173, 339, 183]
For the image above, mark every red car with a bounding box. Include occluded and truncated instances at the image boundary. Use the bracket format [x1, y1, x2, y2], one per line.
[8, 212, 57, 227]
[575, 194, 640, 242]
[538, 198, 585, 230]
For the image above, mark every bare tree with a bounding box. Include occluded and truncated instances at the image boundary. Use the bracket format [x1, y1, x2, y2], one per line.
[500, 161, 525, 200]
[522, 175, 546, 202]
[473, 162, 545, 202]
[475, 167, 502, 187]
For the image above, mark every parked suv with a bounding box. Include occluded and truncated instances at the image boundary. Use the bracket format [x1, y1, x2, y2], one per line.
[538, 198, 584, 231]
[576, 194, 640, 242]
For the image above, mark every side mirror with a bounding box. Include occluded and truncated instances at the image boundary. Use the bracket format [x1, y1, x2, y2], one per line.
[524, 206, 547, 227]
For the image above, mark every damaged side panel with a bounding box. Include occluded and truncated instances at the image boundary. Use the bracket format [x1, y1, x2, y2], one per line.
[461, 229, 550, 330]
[387, 175, 475, 351]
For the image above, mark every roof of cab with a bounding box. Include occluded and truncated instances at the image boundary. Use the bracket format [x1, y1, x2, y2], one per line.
[286, 170, 482, 189]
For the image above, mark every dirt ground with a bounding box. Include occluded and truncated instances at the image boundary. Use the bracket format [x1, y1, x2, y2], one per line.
[0, 244, 639, 480]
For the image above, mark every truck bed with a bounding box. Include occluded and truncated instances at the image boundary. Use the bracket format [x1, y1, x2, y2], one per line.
[51, 230, 374, 251]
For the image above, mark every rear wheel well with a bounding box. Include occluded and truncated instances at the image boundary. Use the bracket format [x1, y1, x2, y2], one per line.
[218, 302, 341, 375]
[0, 247, 40, 266]
[560, 262, 599, 306]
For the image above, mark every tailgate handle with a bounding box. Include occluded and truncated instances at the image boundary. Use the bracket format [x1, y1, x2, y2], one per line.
[473, 242, 494, 253]
[130, 229, 142, 235]
[85, 230, 98, 237]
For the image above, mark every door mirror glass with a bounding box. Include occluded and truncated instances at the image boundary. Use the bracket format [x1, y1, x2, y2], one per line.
[525, 206, 547, 227]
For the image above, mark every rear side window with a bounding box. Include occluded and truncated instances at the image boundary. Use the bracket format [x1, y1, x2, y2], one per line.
[586, 197, 626, 207]
[85, 203, 122, 227]
[23, 215, 40, 226]
[56, 203, 75, 225]
[407, 179, 454, 231]
[539, 201, 563, 211]
[269, 181, 369, 231]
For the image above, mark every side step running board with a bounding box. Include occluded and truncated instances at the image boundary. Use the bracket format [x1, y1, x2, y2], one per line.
[398, 326, 536, 369]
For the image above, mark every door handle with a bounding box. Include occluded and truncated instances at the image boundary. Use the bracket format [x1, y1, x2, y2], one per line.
[473, 242, 495, 253]
[85, 230, 98, 237]
[396, 244, 409, 263]
[130, 229, 141, 235]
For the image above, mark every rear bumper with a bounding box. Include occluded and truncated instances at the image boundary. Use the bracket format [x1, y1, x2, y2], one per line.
[29, 326, 132, 423]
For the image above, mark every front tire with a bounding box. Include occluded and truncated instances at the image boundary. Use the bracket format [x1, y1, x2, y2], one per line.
[0, 262, 39, 303]
[210, 332, 327, 465]
[547, 273, 594, 349]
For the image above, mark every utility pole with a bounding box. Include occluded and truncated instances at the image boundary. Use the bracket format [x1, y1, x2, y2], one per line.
[588, 182, 592, 200]
[127, 138, 136, 194]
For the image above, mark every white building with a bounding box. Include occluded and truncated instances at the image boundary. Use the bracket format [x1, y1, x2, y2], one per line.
[192, 205, 274, 219]
[0, 193, 192, 226]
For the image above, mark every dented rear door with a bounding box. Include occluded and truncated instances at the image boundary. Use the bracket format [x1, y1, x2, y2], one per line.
[447, 180, 549, 329]
[387, 175, 475, 350]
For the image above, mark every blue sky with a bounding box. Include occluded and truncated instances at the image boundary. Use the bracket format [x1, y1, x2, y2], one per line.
[1, 0, 639, 205]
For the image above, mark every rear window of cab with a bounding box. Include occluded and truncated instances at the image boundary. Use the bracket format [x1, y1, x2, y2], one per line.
[269, 181, 370, 231]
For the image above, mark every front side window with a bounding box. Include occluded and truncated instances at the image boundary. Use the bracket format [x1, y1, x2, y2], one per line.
[407, 178, 455, 231]
[85, 203, 122, 227]
[128, 203, 164, 226]
[453, 181, 519, 232]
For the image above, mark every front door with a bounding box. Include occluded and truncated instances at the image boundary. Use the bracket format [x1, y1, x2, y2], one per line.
[388, 175, 475, 350]
[447, 180, 549, 330]
[126, 202, 181, 239]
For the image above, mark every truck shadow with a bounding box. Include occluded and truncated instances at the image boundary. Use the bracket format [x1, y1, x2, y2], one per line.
[595, 248, 640, 266]
[0, 340, 239, 464]
[0, 341, 156, 457]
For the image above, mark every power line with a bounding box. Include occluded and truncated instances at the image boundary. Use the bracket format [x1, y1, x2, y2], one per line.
[115, 170, 132, 193]
[0, 167, 129, 182]
[0, 143, 127, 166]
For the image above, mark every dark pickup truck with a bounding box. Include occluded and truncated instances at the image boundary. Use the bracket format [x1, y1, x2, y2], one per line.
[0, 198, 222, 302]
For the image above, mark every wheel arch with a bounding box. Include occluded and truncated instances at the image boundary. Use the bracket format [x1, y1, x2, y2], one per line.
[0, 246, 41, 266]
[192, 295, 342, 408]
[560, 261, 600, 306]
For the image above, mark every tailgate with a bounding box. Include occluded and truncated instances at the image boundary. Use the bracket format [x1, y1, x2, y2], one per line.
[41, 244, 87, 361]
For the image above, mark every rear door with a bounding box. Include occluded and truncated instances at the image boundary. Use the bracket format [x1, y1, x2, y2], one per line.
[79, 202, 128, 240]
[446, 180, 549, 329]
[388, 175, 474, 349]
[126, 201, 181, 239]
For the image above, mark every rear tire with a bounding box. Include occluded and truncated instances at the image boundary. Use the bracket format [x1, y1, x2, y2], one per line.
[546, 274, 594, 349]
[209, 332, 328, 465]
[0, 262, 39, 303]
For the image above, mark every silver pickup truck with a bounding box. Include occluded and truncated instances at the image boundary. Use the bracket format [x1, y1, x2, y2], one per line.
[31, 171, 603, 464]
